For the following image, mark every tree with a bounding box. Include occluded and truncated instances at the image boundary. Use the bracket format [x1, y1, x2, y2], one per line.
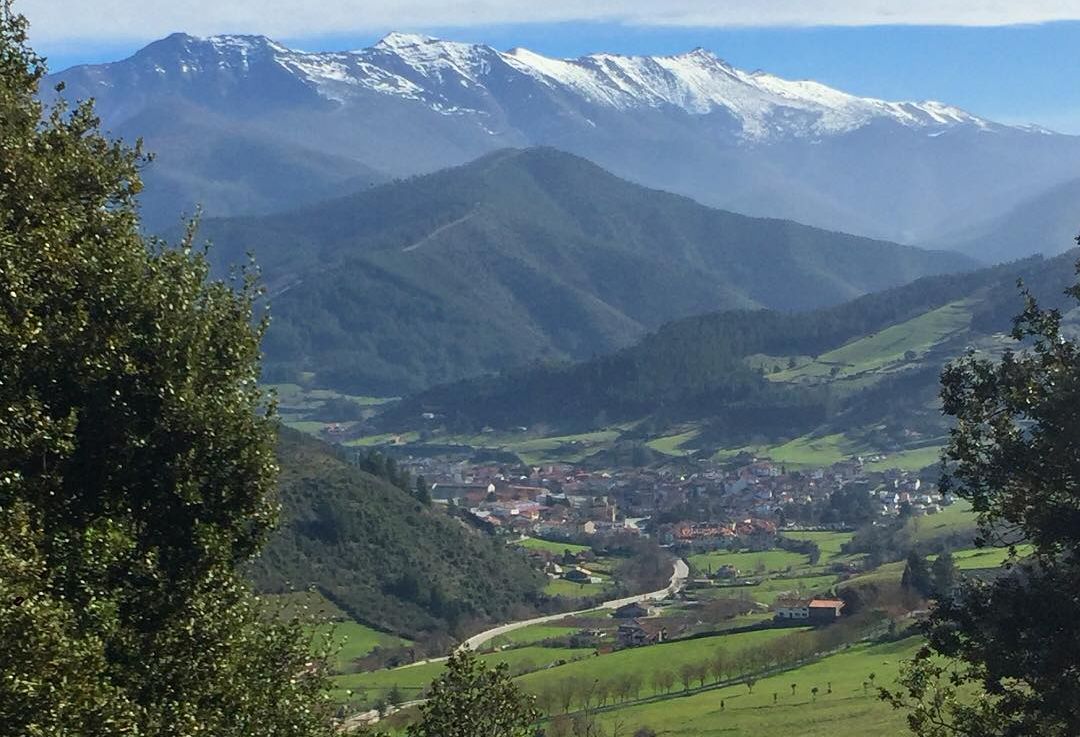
[886, 259, 1080, 736]
[745, 677, 757, 695]
[931, 550, 957, 599]
[408, 649, 539, 737]
[0, 6, 332, 735]
[901, 549, 933, 597]
[386, 684, 404, 707]
[811, 686, 819, 702]
[680, 663, 696, 691]
[415, 474, 432, 505]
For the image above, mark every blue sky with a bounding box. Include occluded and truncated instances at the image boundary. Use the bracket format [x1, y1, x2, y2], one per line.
[28, 10, 1080, 133]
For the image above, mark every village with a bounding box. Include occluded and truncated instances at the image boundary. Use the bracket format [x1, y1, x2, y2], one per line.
[393, 450, 953, 549]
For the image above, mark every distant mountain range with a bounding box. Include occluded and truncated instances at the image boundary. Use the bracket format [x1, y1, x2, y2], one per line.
[940, 177, 1080, 264]
[47, 32, 1080, 249]
[195, 148, 975, 395]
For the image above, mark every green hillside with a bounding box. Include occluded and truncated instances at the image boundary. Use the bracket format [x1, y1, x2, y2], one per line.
[249, 429, 545, 637]
[382, 249, 1080, 455]
[198, 147, 973, 395]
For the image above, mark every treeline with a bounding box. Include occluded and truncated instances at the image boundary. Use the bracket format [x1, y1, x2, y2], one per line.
[530, 612, 886, 717]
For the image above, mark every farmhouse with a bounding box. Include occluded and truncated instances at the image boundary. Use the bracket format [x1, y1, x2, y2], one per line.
[808, 598, 845, 621]
[773, 597, 845, 622]
[616, 618, 667, 647]
[773, 597, 810, 620]
[612, 601, 651, 619]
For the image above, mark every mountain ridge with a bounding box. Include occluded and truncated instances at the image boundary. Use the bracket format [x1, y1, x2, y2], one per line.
[196, 147, 976, 395]
[47, 31, 1080, 245]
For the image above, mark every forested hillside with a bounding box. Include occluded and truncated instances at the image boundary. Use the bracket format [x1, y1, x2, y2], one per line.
[383, 250, 1080, 441]
[196, 148, 973, 395]
[250, 430, 545, 637]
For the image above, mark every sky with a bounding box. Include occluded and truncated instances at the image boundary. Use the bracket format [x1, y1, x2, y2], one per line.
[21, 1, 1080, 132]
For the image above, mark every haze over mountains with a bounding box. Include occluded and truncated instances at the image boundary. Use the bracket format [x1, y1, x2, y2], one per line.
[48, 31, 1080, 251]
[384, 249, 1080, 446]
[196, 148, 973, 394]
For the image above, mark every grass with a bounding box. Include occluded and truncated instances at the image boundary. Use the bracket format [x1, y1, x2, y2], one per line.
[905, 500, 978, 547]
[315, 621, 411, 672]
[864, 445, 944, 472]
[589, 637, 923, 737]
[515, 537, 591, 555]
[266, 383, 390, 407]
[544, 578, 611, 599]
[647, 429, 702, 456]
[712, 570, 846, 605]
[768, 300, 974, 385]
[934, 544, 1034, 571]
[331, 646, 590, 703]
[781, 531, 854, 561]
[342, 431, 420, 447]
[712, 430, 943, 472]
[688, 549, 809, 577]
[517, 628, 802, 696]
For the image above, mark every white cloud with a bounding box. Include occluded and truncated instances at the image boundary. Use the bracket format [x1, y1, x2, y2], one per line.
[19, 1, 1080, 43]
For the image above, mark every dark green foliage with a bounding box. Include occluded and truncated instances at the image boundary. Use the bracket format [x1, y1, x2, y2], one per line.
[0, 8, 331, 735]
[198, 147, 974, 395]
[407, 649, 539, 737]
[388, 252, 1074, 436]
[931, 551, 957, 599]
[886, 253, 1080, 736]
[250, 430, 545, 636]
[901, 550, 933, 598]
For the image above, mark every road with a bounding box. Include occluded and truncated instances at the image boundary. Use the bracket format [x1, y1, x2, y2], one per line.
[458, 557, 689, 652]
[340, 558, 688, 730]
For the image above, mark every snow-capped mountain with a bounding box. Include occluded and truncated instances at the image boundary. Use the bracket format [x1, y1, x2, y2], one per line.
[48, 32, 1080, 248]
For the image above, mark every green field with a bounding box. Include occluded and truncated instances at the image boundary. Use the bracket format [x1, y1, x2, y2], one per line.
[332, 645, 591, 703]
[589, 637, 922, 737]
[768, 300, 974, 385]
[343, 431, 420, 447]
[864, 445, 945, 472]
[905, 500, 978, 546]
[517, 629, 801, 696]
[782, 531, 855, 560]
[515, 537, 591, 555]
[647, 429, 702, 456]
[544, 577, 611, 599]
[934, 544, 1033, 571]
[699, 575, 841, 607]
[315, 621, 411, 672]
[688, 549, 809, 577]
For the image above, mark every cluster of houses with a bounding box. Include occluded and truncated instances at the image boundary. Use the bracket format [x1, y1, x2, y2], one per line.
[876, 471, 954, 516]
[393, 448, 950, 547]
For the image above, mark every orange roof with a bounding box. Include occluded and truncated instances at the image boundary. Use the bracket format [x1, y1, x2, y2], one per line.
[808, 598, 844, 608]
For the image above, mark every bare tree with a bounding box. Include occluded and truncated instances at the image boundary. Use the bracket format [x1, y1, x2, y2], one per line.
[709, 650, 727, 684]
[694, 661, 709, 689]
[680, 663, 695, 691]
[745, 676, 757, 695]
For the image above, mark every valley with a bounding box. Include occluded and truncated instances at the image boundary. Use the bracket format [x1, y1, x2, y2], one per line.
[10, 10, 1077, 737]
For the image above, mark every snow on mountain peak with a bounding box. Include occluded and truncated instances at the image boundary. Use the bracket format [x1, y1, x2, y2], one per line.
[130, 31, 998, 140]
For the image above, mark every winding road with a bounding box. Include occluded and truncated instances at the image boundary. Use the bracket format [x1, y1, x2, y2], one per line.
[459, 557, 690, 652]
[340, 558, 689, 730]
